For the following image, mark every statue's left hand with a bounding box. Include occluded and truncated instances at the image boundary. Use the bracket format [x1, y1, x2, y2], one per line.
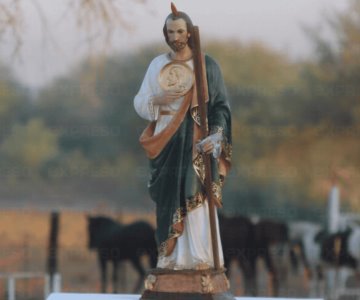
[196, 132, 222, 158]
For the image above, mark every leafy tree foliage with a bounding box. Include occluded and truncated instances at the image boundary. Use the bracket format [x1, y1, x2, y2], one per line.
[36, 47, 163, 164]
[0, 63, 31, 141]
[293, 0, 360, 126]
[0, 118, 58, 172]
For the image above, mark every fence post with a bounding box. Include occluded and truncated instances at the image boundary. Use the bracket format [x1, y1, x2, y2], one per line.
[44, 274, 50, 299]
[7, 276, 15, 300]
[53, 273, 61, 293]
[47, 211, 60, 293]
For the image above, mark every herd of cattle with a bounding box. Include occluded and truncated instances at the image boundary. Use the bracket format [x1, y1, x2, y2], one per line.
[221, 214, 360, 297]
[87, 214, 360, 297]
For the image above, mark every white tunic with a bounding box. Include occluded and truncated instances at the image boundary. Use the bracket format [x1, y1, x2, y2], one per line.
[134, 54, 189, 134]
[134, 53, 224, 270]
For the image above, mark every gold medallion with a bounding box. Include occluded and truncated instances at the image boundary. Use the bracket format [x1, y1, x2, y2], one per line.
[158, 62, 194, 96]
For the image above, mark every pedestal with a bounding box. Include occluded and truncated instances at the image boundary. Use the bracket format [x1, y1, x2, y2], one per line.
[140, 268, 235, 300]
[46, 294, 323, 300]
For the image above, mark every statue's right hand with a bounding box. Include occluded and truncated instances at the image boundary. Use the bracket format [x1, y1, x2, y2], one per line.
[152, 91, 180, 105]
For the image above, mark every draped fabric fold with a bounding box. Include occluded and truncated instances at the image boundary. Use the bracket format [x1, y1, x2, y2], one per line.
[139, 89, 193, 159]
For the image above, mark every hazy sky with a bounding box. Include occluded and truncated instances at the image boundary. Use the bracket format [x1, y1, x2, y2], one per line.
[1, 0, 349, 88]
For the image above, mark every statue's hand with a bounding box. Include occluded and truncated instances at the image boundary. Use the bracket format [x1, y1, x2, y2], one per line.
[196, 132, 223, 158]
[152, 91, 181, 105]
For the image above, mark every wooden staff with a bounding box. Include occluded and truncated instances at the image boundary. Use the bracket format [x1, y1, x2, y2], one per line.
[192, 26, 221, 270]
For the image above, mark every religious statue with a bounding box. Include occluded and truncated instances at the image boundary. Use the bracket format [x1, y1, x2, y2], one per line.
[134, 4, 233, 298]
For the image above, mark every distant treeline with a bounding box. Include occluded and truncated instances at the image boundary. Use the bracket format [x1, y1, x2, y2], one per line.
[1, 1, 360, 219]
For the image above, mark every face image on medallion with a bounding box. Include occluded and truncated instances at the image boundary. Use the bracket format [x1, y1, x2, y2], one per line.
[166, 66, 186, 92]
[159, 62, 194, 95]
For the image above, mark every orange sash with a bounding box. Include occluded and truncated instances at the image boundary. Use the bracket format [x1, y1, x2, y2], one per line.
[139, 55, 209, 160]
[139, 90, 193, 159]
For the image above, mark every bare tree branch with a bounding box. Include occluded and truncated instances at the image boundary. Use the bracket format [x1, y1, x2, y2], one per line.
[0, 0, 148, 56]
[0, 0, 24, 57]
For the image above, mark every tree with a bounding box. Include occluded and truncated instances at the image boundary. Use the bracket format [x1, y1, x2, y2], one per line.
[1, 118, 58, 171]
[296, 0, 360, 126]
[0, 62, 31, 142]
[35, 47, 162, 161]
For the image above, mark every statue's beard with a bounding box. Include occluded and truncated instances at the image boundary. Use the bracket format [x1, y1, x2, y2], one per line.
[170, 40, 188, 52]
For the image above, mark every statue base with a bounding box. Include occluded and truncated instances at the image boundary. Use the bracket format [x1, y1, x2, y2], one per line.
[140, 268, 235, 300]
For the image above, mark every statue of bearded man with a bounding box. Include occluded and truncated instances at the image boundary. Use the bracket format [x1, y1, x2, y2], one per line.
[134, 4, 232, 270]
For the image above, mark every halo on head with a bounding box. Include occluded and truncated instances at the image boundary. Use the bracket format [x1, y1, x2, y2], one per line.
[171, 2, 180, 16]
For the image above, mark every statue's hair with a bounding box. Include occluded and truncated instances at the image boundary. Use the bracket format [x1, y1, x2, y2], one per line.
[163, 8, 194, 49]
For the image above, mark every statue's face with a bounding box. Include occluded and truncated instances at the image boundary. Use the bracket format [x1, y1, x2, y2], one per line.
[166, 18, 189, 52]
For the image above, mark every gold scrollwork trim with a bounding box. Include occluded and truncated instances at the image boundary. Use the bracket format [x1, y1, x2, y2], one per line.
[223, 141, 232, 162]
[159, 233, 181, 258]
[190, 107, 209, 132]
[210, 126, 224, 135]
[172, 206, 186, 225]
[191, 107, 201, 126]
[193, 153, 206, 184]
[212, 181, 223, 208]
[158, 192, 206, 258]
[201, 274, 214, 293]
[186, 192, 205, 211]
[144, 274, 157, 291]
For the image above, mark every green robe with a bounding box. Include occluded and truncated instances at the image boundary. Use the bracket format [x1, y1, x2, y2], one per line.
[147, 55, 232, 256]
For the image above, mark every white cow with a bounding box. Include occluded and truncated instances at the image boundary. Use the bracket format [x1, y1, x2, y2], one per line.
[288, 221, 325, 297]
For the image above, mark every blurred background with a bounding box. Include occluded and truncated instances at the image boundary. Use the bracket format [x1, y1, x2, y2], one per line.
[0, 0, 360, 299]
